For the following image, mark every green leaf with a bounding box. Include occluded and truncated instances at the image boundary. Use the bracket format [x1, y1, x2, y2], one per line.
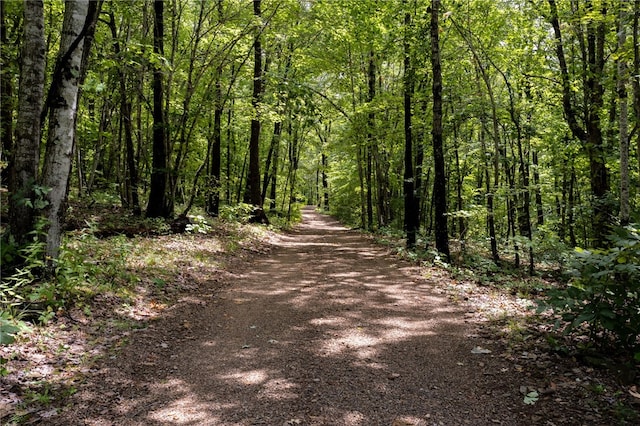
[0, 321, 21, 345]
[524, 391, 539, 405]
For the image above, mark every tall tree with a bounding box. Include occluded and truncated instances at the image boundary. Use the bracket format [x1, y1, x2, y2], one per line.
[246, 0, 265, 215]
[106, 11, 140, 216]
[8, 0, 45, 247]
[40, 0, 101, 263]
[0, 1, 14, 188]
[548, 0, 611, 246]
[430, 0, 450, 260]
[403, 5, 418, 248]
[617, 0, 630, 226]
[146, 0, 171, 218]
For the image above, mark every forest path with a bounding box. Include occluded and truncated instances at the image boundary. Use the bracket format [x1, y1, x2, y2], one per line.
[55, 207, 525, 425]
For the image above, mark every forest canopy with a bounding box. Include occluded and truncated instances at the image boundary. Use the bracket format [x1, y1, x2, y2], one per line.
[0, 0, 638, 304]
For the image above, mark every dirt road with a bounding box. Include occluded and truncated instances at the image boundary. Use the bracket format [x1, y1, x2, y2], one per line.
[53, 207, 525, 425]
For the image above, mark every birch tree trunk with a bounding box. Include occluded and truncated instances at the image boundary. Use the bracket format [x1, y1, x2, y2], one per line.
[8, 0, 45, 247]
[40, 0, 99, 263]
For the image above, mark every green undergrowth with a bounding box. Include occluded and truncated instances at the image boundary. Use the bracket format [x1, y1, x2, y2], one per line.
[372, 224, 640, 360]
[0, 205, 281, 349]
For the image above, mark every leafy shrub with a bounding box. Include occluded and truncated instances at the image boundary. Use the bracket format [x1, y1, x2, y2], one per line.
[539, 224, 640, 355]
[219, 203, 255, 222]
[185, 215, 212, 234]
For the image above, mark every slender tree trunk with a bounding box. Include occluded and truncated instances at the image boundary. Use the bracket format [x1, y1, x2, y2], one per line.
[532, 151, 544, 226]
[208, 72, 223, 216]
[8, 0, 45, 247]
[479, 127, 499, 262]
[0, 1, 13, 188]
[247, 0, 263, 210]
[146, 0, 170, 218]
[269, 140, 278, 211]
[430, 0, 449, 259]
[403, 7, 418, 248]
[286, 121, 301, 220]
[262, 121, 281, 205]
[365, 146, 374, 230]
[107, 13, 140, 215]
[633, 0, 640, 173]
[357, 146, 366, 228]
[86, 99, 112, 194]
[618, 1, 630, 225]
[366, 50, 376, 231]
[322, 152, 329, 211]
[568, 167, 577, 247]
[226, 96, 234, 203]
[453, 123, 466, 251]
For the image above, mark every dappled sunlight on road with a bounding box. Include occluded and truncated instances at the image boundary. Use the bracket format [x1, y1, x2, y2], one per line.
[54, 207, 521, 425]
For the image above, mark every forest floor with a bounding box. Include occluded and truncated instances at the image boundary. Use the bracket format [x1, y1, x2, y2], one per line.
[2, 207, 639, 425]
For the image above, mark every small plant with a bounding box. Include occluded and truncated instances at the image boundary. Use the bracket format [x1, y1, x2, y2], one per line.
[185, 215, 212, 234]
[1, 218, 48, 308]
[0, 312, 30, 376]
[538, 224, 640, 356]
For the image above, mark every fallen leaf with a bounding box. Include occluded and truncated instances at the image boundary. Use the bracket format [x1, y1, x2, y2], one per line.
[524, 390, 539, 405]
[471, 346, 492, 354]
[629, 386, 640, 399]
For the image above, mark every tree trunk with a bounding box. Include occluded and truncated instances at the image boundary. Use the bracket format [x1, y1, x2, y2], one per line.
[8, 0, 45, 247]
[430, 0, 449, 259]
[322, 152, 329, 211]
[262, 121, 281, 205]
[365, 146, 374, 231]
[403, 7, 418, 248]
[0, 1, 13, 188]
[548, 0, 611, 246]
[633, 0, 640, 173]
[366, 50, 376, 231]
[146, 0, 170, 218]
[532, 151, 544, 226]
[106, 12, 140, 215]
[453, 123, 466, 251]
[568, 167, 577, 247]
[480, 127, 499, 262]
[41, 0, 100, 262]
[207, 72, 223, 216]
[618, 1, 630, 225]
[247, 0, 263, 210]
[357, 145, 366, 228]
